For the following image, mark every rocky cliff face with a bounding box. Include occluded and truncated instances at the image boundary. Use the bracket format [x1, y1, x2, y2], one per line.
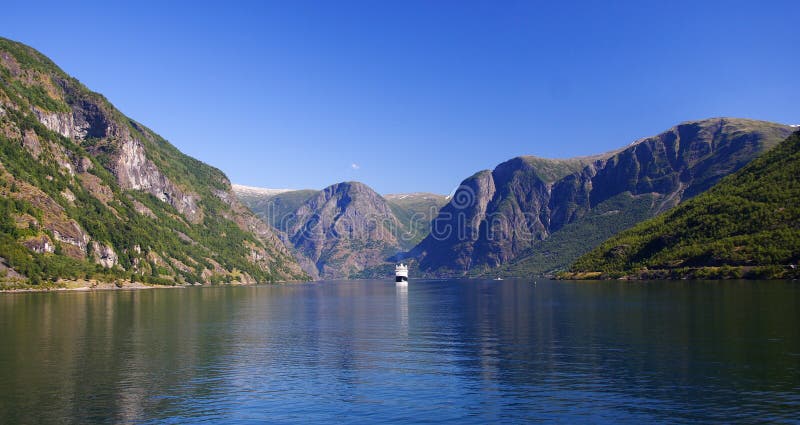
[0, 37, 306, 285]
[235, 184, 448, 279]
[115, 134, 202, 222]
[27, 72, 205, 224]
[411, 118, 794, 275]
[285, 182, 407, 279]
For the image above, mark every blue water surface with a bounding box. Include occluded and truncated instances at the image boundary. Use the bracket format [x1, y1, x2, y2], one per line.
[1, 279, 798, 423]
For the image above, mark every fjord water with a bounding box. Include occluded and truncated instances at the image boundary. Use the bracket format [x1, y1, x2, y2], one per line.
[1, 280, 798, 423]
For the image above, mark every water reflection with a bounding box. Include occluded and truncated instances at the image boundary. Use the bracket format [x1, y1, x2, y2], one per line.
[0, 289, 245, 423]
[0, 280, 798, 423]
[396, 284, 408, 337]
[432, 279, 800, 422]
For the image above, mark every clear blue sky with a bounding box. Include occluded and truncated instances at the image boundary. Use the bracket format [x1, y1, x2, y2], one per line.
[3, 1, 798, 194]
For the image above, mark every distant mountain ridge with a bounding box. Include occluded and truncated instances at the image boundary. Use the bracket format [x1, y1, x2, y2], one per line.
[0, 37, 306, 286]
[231, 184, 294, 198]
[234, 184, 447, 279]
[407, 118, 794, 276]
[384, 192, 449, 248]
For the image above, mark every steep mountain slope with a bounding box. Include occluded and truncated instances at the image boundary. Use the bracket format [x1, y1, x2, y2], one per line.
[489, 191, 659, 277]
[566, 130, 800, 280]
[283, 182, 409, 279]
[0, 37, 306, 286]
[409, 118, 794, 276]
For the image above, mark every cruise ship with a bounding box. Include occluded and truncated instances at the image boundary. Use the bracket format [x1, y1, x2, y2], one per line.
[395, 263, 409, 284]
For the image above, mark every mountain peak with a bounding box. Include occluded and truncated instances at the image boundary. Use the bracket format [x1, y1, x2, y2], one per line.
[287, 181, 404, 279]
[324, 180, 372, 192]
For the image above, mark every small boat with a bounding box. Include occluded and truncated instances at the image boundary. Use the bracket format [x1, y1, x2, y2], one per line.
[395, 263, 409, 284]
[493, 277, 503, 281]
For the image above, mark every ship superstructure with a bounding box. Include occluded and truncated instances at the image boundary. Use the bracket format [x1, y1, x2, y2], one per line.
[395, 263, 409, 283]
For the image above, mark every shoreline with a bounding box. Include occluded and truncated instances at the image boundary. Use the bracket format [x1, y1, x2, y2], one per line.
[557, 265, 800, 281]
[0, 278, 310, 293]
[0, 280, 186, 293]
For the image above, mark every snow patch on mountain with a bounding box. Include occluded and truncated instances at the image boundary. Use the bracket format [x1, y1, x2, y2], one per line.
[232, 184, 294, 197]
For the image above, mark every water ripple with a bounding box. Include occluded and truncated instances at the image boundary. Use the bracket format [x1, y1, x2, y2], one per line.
[1, 280, 799, 423]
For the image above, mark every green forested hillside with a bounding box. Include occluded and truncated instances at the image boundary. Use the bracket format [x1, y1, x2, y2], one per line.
[0, 37, 306, 288]
[566, 131, 800, 279]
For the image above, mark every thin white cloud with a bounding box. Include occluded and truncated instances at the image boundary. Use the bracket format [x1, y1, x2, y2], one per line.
[351, 163, 360, 170]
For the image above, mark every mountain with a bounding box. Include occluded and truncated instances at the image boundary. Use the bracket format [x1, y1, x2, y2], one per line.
[384, 193, 448, 247]
[284, 182, 410, 279]
[408, 118, 795, 276]
[234, 182, 447, 279]
[0, 37, 307, 287]
[564, 130, 800, 280]
[231, 184, 294, 200]
[232, 185, 319, 233]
